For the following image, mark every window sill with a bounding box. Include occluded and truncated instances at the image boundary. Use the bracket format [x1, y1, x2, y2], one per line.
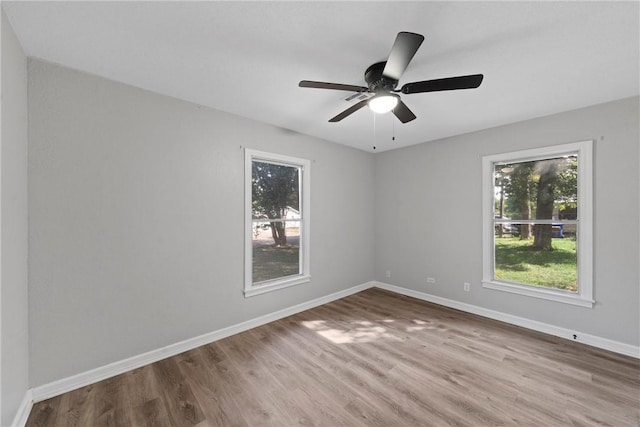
[244, 275, 311, 298]
[482, 280, 594, 308]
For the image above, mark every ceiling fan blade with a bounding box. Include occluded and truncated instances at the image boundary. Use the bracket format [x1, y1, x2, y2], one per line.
[392, 100, 417, 123]
[299, 80, 368, 92]
[382, 32, 425, 81]
[400, 74, 484, 94]
[328, 99, 369, 122]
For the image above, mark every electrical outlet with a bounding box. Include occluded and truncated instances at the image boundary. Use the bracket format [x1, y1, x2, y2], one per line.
[385, 270, 391, 278]
[464, 282, 470, 292]
[427, 277, 436, 284]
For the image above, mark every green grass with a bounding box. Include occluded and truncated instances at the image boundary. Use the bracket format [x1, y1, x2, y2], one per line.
[495, 237, 577, 291]
[252, 244, 299, 283]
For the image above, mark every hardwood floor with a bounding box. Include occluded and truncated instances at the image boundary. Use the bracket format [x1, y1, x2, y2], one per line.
[27, 288, 640, 426]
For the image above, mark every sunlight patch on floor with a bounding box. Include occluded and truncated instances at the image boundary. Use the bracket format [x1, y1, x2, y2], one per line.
[407, 319, 429, 332]
[301, 319, 409, 344]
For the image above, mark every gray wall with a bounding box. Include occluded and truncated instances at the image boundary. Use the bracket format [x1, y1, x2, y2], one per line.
[374, 96, 639, 347]
[28, 59, 375, 386]
[1, 10, 30, 426]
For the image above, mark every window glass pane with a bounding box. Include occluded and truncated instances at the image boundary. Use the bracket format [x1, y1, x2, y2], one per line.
[252, 220, 301, 284]
[252, 161, 300, 220]
[494, 223, 577, 292]
[493, 155, 578, 221]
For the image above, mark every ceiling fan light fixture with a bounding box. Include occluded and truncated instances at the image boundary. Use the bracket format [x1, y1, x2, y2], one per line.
[368, 94, 399, 114]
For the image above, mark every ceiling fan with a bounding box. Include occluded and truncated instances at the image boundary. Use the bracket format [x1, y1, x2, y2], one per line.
[299, 32, 483, 124]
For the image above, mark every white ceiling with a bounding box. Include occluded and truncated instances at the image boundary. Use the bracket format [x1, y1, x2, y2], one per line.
[3, 1, 639, 153]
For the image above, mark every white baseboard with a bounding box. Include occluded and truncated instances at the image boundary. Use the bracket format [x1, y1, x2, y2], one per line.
[11, 389, 33, 427]
[30, 281, 374, 404]
[374, 281, 640, 359]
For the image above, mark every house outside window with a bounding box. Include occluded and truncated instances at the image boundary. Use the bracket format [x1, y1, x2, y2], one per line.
[482, 141, 593, 307]
[244, 149, 310, 297]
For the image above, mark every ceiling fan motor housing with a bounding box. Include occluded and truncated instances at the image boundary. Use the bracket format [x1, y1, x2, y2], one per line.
[365, 61, 398, 93]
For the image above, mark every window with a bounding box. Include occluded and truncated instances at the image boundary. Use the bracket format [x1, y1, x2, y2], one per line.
[244, 149, 310, 297]
[482, 141, 593, 307]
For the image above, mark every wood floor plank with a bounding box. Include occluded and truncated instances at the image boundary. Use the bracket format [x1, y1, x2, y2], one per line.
[27, 399, 61, 427]
[60, 384, 98, 426]
[26, 288, 640, 426]
[130, 397, 172, 427]
[176, 350, 247, 427]
[151, 358, 205, 426]
[248, 323, 367, 426]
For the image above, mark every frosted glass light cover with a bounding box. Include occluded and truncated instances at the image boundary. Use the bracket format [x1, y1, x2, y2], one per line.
[368, 95, 398, 113]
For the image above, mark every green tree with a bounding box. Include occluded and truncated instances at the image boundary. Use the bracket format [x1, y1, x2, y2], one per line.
[500, 156, 577, 250]
[532, 159, 561, 250]
[252, 162, 299, 246]
[532, 156, 578, 250]
[503, 163, 535, 239]
[555, 157, 578, 213]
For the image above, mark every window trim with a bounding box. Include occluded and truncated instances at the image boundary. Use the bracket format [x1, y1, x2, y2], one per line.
[481, 140, 594, 308]
[244, 149, 311, 297]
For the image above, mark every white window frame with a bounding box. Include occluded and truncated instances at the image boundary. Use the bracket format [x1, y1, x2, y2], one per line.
[244, 149, 310, 297]
[482, 140, 594, 308]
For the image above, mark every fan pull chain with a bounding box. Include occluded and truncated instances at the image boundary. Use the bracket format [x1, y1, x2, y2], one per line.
[373, 112, 377, 150]
[392, 113, 396, 142]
